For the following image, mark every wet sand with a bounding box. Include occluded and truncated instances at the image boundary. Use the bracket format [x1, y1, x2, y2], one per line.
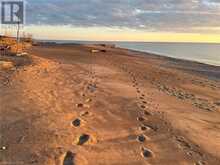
[0, 44, 220, 165]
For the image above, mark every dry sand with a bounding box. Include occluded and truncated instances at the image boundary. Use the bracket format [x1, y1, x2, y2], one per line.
[0, 44, 220, 165]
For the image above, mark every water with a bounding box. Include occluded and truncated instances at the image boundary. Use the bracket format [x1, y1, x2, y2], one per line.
[115, 42, 220, 66]
[47, 40, 220, 66]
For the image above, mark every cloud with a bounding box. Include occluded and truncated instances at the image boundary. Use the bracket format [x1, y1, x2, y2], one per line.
[25, 0, 220, 33]
[202, 0, 220, 8]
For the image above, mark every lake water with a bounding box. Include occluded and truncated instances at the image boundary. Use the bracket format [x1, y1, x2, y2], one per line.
[51, 40, 220, 66]
[115, 42, 220, 66]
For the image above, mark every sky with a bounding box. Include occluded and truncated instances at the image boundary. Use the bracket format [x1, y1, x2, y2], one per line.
[1, 0, 220, 42]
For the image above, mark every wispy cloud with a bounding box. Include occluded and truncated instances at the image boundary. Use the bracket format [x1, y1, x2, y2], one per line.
[25, 0, 220, 33]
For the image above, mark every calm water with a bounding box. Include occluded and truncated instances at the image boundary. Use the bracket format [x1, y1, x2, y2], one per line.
[50, 40, 220, 66]
[115, 42, 220, 66]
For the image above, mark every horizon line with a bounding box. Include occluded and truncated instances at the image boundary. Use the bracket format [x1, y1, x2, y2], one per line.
[36, 38, 220, 44]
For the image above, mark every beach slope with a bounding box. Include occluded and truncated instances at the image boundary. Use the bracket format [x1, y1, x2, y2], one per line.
[0, 44, 220, 165]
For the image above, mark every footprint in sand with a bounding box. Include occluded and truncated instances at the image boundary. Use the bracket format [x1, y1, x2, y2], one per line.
[142, 101, 147, 104]
[80, 111, 89, 117]
[140, 125, 151, 131]
[72, 119, 81, 127]
[140, 105, 146, 109]
[134, 81, 138, 86]
[144, 111, 151, 116]
[63, 151, 75, 165]
[76, 103, 90, 109]
[76, 103, 84, 108]
[137, 135, 148, 143]
[141, 147, 153, 158]
[87, 84, 97, 93]
[144, 124, 158, 131]
[137, 117, 145, 122]
[77, 134, 90, 145]
[139, 97, 144, 100]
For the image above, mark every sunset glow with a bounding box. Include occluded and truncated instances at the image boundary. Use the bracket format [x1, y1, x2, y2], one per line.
[26, 26, 220, 43]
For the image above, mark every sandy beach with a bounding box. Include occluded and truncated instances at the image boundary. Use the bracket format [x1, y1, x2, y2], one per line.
[0, 44, 220, 165]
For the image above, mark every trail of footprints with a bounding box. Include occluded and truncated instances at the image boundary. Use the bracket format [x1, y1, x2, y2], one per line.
[102, 55, 155, 160]
[62, 54, 99, 165]
[62, 54, 209, 164]
[128, 63, 212, 164]
[115, 62, 209, 164]
[122, 65, 154, 159]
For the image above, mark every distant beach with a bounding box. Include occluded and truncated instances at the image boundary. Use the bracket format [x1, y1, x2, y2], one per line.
[42, 40, 220, 66]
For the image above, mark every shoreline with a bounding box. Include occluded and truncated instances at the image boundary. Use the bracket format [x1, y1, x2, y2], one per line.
[82, 43, 220, 81]
[115, 46, 220, 80]
[31, 42, 220, 81]
[2, 43, 220, 82]
[37, 40, 220, 67]
[119, 47, 220, 67]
